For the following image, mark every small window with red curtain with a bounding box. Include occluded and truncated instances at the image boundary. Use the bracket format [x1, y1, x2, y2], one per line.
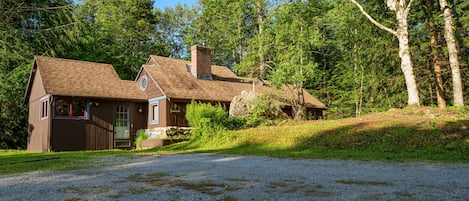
[54, 98, 88, 119]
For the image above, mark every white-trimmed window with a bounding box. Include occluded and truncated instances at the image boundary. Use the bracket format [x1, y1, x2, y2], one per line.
[150, 102, 160, 124]
[40, 97, 48, 120]
[140, 75, 148, 91]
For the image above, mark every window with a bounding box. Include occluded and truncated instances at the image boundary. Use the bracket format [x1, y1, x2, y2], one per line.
[140, 76, 148, 91]
[150, 102, 159, 124]
[54, 98, 88, 119]
[40, 97, 48, 120]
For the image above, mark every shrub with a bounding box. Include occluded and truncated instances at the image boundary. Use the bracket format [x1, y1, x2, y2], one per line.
[250, 93, 287, 120]
[186, 100, 228, 141]
[223, 115, 247, 130]
[134, 129, 147, 149]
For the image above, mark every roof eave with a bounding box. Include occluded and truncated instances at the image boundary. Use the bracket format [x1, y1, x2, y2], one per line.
[50, 93, 147, 102]
[23, 57, 39, 105]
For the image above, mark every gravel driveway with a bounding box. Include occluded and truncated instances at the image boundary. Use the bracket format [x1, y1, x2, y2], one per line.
[1, 153, 468, 201]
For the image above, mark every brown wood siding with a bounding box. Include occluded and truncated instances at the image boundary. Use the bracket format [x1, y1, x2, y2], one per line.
[165, 99, 230, 127]
[130, 102, 147, 145]
[138, 70, 164, 99]
[307, 109, 324, 120]
[51, 99, 147, 151]
[27, 68, 50, 152]
[52, 99, 114, 151]
[28, 68, 47, 102]
[167, 100, 189, 127]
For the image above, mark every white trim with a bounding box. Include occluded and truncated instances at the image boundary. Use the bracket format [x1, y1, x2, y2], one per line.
[39, 95, 49, 120]
[139, 75, 148, 91]
[134, 66, 144, 82]
[149, 101, 160, 125]
[148, 96, 165, 125]
[149, 96, 166, 103]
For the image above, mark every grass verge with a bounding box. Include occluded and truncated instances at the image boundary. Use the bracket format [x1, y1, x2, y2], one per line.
[1, 107, 467, 175]
[155, 107, 469, 162]
[0, 149, 133, 175]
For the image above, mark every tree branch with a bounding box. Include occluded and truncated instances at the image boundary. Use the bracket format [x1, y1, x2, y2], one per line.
[349, 0, 397, 36]
[17, 5, 73, 12]
[405, 0, 415, 15]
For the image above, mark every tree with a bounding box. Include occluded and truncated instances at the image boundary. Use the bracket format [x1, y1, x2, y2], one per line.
[234, 0, 271, 80]
[0, 0, 75, 149]
[326, 0, 404, 117]
[155, 4, 196, 59]
[269, 1, 321, 119]
[349, 0, 420, 106]
[69, 0, 164, 79]
[439, 0, 464, 106]
[187, 0, 256, 67]
[425, 0, 446, 108]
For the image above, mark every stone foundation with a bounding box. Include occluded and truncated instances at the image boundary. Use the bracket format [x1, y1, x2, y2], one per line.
[140, 127, 191, 149]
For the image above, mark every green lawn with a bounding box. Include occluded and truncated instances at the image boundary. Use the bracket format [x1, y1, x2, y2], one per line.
[1, 107, 468, 175]
[157, 107, 469, 162]
[0, 150, 132, 175]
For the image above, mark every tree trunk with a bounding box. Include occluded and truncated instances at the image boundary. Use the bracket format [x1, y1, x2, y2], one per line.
[426, 0, 446, 108]
[256, 0, 266, 80]
[293, 85, 306, 120]
[396, 9, 420, 106]
[350, 0, 420, 106]
[439, 0, 464, 106]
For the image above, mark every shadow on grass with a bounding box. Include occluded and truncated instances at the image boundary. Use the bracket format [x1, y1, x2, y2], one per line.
[158, 119, 469, 162]
[0, 149, 133, 175]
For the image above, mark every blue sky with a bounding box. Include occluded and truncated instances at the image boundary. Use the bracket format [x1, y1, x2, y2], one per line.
[153, 0, 199, 9]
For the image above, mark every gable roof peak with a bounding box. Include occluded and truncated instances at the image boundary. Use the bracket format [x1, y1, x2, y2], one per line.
[28, 56, 146, 101]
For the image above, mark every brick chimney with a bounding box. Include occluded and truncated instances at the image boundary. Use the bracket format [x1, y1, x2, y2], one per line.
[191, 45, 212, 80]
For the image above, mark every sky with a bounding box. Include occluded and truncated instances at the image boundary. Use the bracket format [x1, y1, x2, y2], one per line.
[153, 0, 199, 9]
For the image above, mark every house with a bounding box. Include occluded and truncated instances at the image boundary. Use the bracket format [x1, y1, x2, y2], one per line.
[25, 45, 327, 152]
[136, 45, 327, 128]
[24, 56, 148, 152]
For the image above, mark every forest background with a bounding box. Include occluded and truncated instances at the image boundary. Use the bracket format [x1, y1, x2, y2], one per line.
[0, 0, 467, 149]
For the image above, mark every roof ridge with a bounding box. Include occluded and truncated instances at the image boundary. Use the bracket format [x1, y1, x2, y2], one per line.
[35, 55, 121, 80]
[35, 55, 114, 67]
[150, 55, 190, 63]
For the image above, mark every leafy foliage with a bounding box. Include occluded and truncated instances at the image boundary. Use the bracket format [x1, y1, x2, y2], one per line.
[134, 130, 148, 150]
[1, 0, 468, 149]
[185, 100, 228, 142]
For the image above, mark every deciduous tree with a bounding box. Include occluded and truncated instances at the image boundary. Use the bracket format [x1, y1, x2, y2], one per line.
[349, 0, 421, 106]
[439, 0, 464, 106]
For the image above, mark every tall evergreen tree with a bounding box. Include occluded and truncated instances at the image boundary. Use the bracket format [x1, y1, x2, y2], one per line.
[0, 0, 75, 149]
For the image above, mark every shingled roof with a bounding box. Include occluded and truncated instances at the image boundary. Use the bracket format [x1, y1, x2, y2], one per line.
[26, 56, 147, 101]
[143, 56, 327, 109]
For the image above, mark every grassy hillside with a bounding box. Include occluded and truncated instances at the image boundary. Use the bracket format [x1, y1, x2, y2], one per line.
[1, 107, 467, 175]
[162, 107, 469, 162]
